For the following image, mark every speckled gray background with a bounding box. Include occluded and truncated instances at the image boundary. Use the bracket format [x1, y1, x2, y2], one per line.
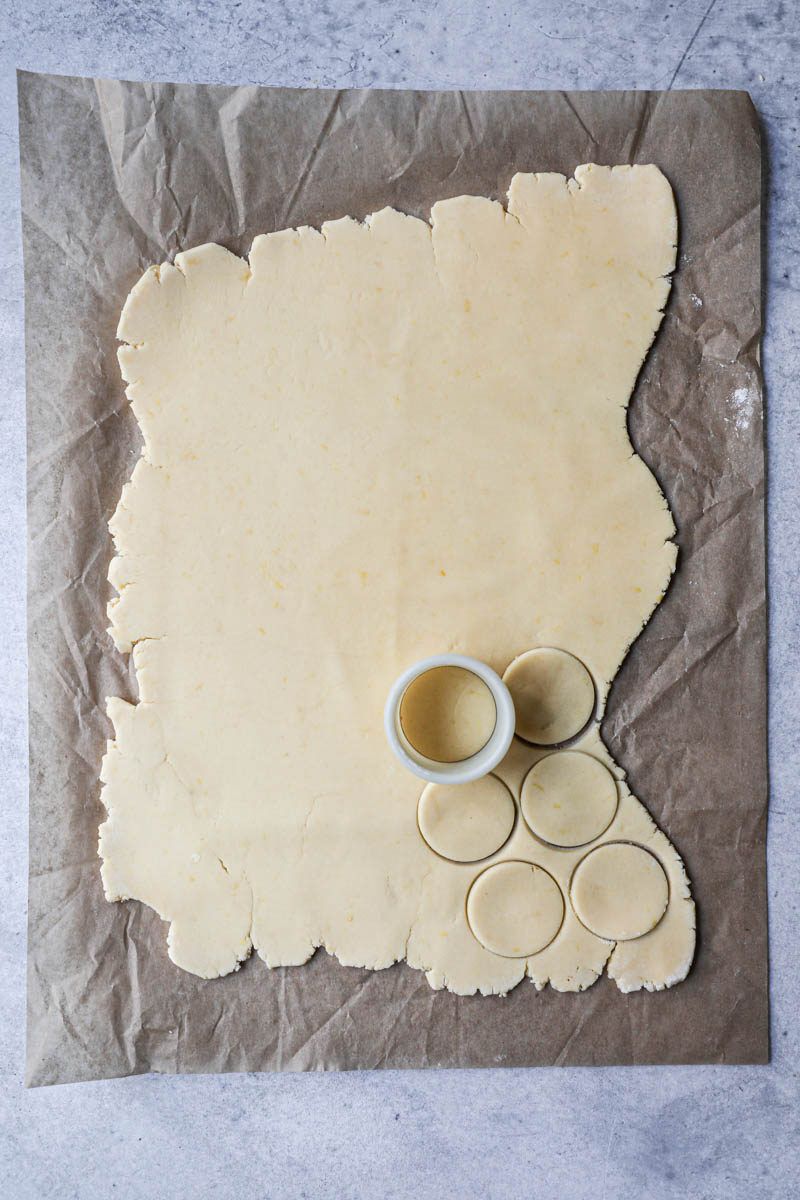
[1, 1, 798, 1196]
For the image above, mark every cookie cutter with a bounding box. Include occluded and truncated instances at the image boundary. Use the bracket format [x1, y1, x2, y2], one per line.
[384, 653, 516, 785]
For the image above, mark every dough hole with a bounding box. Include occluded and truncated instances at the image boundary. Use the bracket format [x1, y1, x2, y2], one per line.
[417, 774, 516, 863]
[466, 860, 565, 958]
[503, 647, 595, 746]
[570, 841, 669, 941]
[399, 665, 497, 762]
[521, 750, 618, 848]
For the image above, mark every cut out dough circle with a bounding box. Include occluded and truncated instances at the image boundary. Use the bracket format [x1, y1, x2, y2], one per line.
[401, 665, 497, 762]
[521, 750, 618, 848]
[570, 841, 670, 941]
[418, 774, 515, 862]
[100, 163, 695, 997]
[467, 861, 565, 958]
[504, 647, 596, 745]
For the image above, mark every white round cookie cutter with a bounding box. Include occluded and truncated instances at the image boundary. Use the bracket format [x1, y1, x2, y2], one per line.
[384, 653, 516, 785]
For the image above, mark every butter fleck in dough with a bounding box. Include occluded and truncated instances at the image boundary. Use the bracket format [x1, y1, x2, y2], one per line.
[99, 164, 695, 995]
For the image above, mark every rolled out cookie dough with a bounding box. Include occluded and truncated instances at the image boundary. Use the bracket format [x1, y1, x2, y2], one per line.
[100, 164, 696, 995]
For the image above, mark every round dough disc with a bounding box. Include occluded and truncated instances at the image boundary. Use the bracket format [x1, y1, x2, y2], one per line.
[399, 665, 497, 762]
[570, 842, 669, 941]
[418, 775, 516, 862]
[503, 648, 595, 745]
[521, 750, 618, 848]
[466, 860, 565, 957]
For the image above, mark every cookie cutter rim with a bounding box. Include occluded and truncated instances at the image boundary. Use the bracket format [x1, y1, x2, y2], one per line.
[384, 653, 516, 785]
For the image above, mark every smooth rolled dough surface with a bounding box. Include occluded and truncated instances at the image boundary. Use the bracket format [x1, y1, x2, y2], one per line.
[100, 164, 696, 996]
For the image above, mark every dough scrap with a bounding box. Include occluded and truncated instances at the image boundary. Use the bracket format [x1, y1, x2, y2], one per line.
[99, 164, 696, 996]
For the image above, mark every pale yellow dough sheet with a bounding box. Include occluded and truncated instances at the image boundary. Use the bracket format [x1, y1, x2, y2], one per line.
[100, 164, 696, 995]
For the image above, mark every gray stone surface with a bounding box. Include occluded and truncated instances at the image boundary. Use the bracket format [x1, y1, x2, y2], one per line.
[0, 0, 798, 1196]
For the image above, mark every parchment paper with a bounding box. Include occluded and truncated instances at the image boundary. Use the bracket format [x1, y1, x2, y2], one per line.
[20, 73, 767, 1085]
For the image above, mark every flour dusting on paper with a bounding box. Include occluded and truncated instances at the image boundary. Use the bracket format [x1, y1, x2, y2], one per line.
[729, 384, 758, 433]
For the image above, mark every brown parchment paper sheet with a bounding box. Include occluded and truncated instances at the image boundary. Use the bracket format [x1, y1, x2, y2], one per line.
[20, 73, 767, 1085]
